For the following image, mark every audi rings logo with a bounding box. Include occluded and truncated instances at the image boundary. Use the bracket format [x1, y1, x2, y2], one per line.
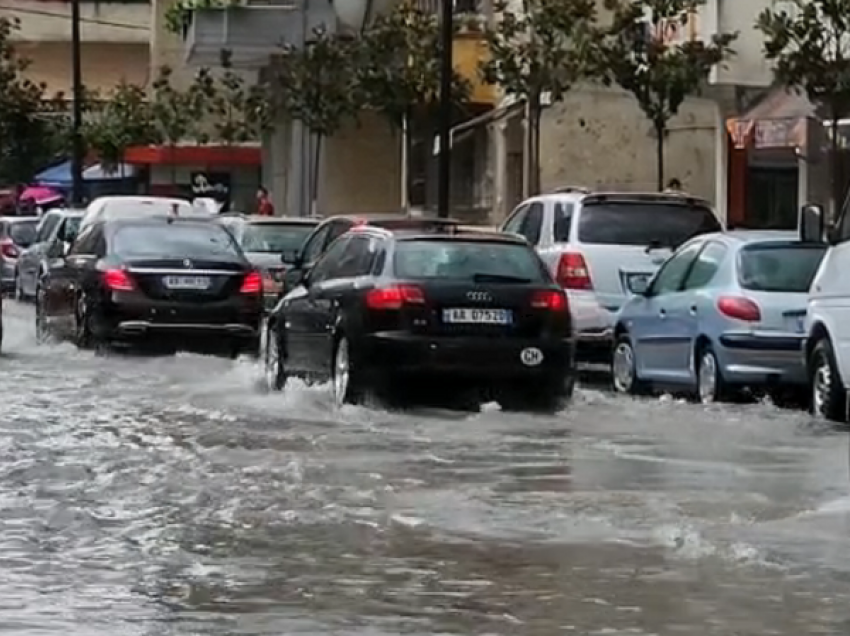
[466, 291, 492, 302]
[183, 259, 193, 269]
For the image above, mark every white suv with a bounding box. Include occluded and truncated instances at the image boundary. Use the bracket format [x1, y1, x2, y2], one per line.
[500, 188, 723, 363]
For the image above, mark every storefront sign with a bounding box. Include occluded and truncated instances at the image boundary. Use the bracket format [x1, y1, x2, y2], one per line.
[191, 172, 230, 197]
[754, 118, 806, 150]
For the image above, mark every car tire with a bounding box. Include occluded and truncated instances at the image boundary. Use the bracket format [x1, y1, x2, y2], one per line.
[695, 344, 729, 404]
[331, 335, 366, 408]
[34, 285, 49, 344]
[264, 324, 287, 392]
[611, 335, 647, 395]
[809, 338, 846, 422]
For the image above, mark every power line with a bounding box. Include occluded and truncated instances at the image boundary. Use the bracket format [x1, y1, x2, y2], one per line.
[0, 5, 148, 30]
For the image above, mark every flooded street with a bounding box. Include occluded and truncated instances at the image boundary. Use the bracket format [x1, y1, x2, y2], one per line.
[1, 299, 850, 635]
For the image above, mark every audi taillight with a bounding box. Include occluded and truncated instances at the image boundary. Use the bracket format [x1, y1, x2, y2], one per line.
[0, 238, 18, 259]
[240, 270, 262, 294]
[103, 268, 134, 292]
[717, 296, 760, 322]
[530, 289, 568, 311]
[366, 285, 425, 310]
[556, 252, 592, 290]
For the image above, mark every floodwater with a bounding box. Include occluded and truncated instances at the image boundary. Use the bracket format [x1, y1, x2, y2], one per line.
[1, 300, 849, 635]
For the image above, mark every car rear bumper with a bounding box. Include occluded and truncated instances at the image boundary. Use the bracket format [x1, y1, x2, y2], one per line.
[717, 331, 807, 385]
[359, 332, 575, 382]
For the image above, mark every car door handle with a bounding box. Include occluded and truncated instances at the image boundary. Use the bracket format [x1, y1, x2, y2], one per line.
[689, 305, 697, 315]
[659, 309, 666, 318]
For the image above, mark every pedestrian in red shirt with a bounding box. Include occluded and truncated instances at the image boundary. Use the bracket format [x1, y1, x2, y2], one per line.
[257, 186, 275, 216]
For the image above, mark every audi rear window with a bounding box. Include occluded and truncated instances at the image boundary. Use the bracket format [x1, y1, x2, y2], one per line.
[578, 202, 720, 247]
[738, 243, 826, 293]
[393, 239, 548, 282]
[111, 223, 244, 261]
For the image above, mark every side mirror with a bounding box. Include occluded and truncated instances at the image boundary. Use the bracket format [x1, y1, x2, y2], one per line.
[626, 273, 651, 296]
[799, 203, 827, 244]
[299, 267, 312, 288]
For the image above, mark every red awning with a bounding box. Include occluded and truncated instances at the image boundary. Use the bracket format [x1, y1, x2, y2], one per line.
[124, 145, 261, 167]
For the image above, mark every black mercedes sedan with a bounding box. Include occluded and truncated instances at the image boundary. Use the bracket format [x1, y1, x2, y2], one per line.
[36, 216, 263, 357]
[264, 226, 576, 412]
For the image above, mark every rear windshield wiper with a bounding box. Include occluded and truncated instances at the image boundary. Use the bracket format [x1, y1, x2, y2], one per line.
[471, 272, 533, 283]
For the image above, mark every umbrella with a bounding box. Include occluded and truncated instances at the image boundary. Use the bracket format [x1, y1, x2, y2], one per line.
[20, 186, 63, 205]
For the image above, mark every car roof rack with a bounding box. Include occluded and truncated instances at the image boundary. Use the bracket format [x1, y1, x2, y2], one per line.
[550, 185, 591, 194]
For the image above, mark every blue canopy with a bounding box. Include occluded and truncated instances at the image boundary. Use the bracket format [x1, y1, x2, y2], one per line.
[83, 162, 137, 180]
[34, 161, 137, 186]
[34, 160, 72, 187]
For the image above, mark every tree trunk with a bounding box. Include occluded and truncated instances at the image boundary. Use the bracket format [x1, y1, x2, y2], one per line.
[310, 133, 323, 217]
[401, 110, 411, 215]
[654, 119, 665, 192]
[523, 88, 542, 197]
[831, 115, 843, 223]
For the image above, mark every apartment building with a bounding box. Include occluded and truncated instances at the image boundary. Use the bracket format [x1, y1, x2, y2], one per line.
[1, 0, 150, 95]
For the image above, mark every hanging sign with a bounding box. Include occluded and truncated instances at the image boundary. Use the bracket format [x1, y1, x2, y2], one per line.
[191, 172, 230, 198]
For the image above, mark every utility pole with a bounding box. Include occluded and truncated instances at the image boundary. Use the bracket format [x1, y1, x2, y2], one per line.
[436, 0, 453, 219]
[70, 0, 84, 206]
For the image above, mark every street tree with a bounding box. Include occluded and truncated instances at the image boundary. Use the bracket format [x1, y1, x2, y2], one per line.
[0, 17, 64, 184]
[757, 0, 850, 216]
[83, 81, 157, 177]
[603, 0, 736, 191]
[150, 65, 208, 184]
[358, 2, 471, 209]
[194, 49, 259, 145]
[264, 27, 364, 213]
[481, 0, 604, 196]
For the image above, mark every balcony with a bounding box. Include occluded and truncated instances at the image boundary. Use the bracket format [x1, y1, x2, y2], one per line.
[3, 0, 150, 43]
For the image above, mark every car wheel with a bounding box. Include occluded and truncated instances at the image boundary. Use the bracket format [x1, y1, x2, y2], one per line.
[35, 285, 49, 344]
[611, 335, 647, 395]
[331, 336, 365, 408]
[696, 344, 728, 404]
[810, 338, 846, 422]
[264, 324, 287, 392]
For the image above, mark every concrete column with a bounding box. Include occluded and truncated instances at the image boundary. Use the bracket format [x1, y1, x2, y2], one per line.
[714, 103, 728, 226]
[491, 120, 508, 223]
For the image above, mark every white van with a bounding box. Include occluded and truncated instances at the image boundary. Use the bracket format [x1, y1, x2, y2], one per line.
[799, 204, 850, 420]
[78, 196, 202, 234]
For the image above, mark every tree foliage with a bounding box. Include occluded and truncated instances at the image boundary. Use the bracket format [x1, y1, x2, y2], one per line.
[151, 65, 208, 150]
[757, 0, 850, 211]
[82, 82, 156, 173]
[603, 0, 736, 189]
[358, 2, 470, 127]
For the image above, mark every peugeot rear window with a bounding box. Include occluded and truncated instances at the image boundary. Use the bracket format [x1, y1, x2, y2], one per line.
[393, 239, 548, 282]
[9, 220, 38, 246]
[111, 223, 243, 261]
[242, 223, 315, 253]
[738, 243, 826, 293]
[578, 202, 720, 247]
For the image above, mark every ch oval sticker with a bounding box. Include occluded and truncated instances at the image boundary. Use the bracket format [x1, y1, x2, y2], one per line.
[520, 347, 544, 367]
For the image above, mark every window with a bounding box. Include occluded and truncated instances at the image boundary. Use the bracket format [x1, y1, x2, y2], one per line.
[392, 239, 547, 282]
[553, 203, 574, 242]
[738, 243, 827, 293]
[502, 205, 528, 235]
[648, 242, 703, 296]
[300, 224, 332, 266]
[9, 220, 38, 247]
[578, 202, 721, 247]
[332, 236, 378, 279]
[682, 242, 728, 290]
[518, 202, 544, 245]
[58, 216, 82, 243]
[241, 223, 315, 253]
[326, 220, 354, 246]
[68, 226, 97, 255]
[36, 214, 60, 243]
[309, 235, 353, 284]
[110, 223, 242, 261]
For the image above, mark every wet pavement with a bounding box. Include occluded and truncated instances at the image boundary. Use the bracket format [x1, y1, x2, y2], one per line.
[1, 299, 850, 635]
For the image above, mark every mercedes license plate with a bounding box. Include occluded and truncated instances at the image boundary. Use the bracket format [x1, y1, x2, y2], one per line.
[442, 308, 512, 325]
[163, 275, 210, 290]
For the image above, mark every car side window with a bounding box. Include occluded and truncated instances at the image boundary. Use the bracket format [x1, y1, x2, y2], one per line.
[68, 226, 97, 255]
[36, 214, 59, 243]
[333, 236, 378, 279]
[553, 202, 574, 242]
[649, 242, 703, 296]
[309, 235, 353, 284]
[519, 202, 544, 245]
[682, 241, 728, 290]
[301, 225, 332, 265]
[502, 205, 528, 234]
[325, 220, 353, 248]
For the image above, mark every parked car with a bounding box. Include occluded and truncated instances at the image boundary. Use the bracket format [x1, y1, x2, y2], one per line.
[264, 226, 575, 412]
[799, 203, 850, 421]
[612, 231, 826, 403]
[77, 196, 201, 234]
[36, 216, 263, 357]
[283, 214, 463, 292]
[0, 216, 39, 292]
[217, 213, 320, 309]
[16, 209, 84, 300]
[500, 188, 722, 364]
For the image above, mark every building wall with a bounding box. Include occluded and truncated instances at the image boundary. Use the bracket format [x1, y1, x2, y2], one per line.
[150, 0, 194, 87]
[14, 41, 150, 94]
[538, 85, 720, 205]
[3, 0, 150, 43]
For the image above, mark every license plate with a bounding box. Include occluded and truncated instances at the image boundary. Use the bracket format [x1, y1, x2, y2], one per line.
[784, 315, 805, 333]
[625, 272, 650, 288]
[442, 308, 512, 325]
[163, 275, 210, 290]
